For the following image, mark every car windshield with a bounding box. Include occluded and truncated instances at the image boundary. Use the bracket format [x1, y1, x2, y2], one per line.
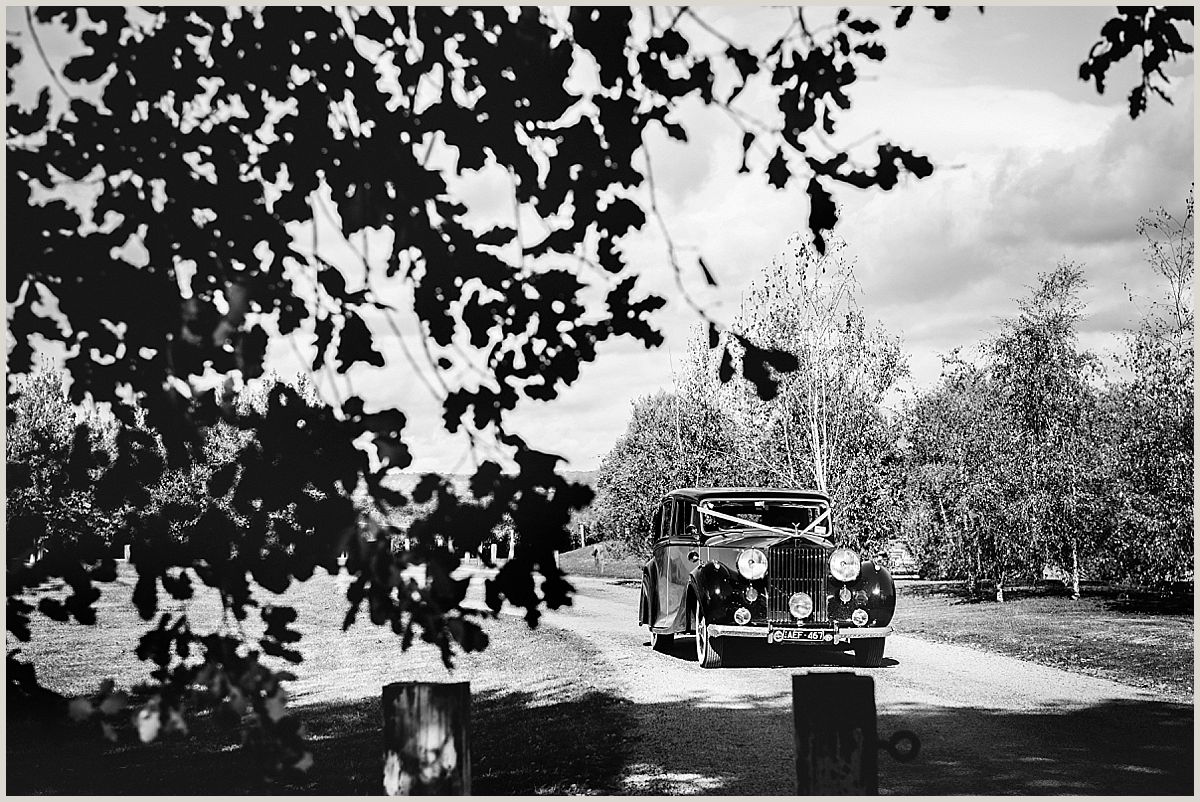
[698, 500, 829, 537]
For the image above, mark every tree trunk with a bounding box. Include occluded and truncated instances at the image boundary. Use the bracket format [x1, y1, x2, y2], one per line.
[782, 413, 797, 486]
[935, 496, 950, 533]
[974, 539, 982, 599]
[382, 681, 471, 795]
[1070, 539, 1081, 600]
[960, 510, 977, 599]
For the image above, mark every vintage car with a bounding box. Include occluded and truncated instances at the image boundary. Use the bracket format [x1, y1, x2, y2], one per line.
[638, 488, 896, 668]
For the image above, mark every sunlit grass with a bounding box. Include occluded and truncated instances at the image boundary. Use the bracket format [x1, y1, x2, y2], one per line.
[896, 583, 1193, 698]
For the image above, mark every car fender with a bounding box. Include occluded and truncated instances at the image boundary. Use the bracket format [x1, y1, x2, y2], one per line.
[639, 563, 656, 626]
[858, 560, 897, 627]
[688, 561, 740, 626]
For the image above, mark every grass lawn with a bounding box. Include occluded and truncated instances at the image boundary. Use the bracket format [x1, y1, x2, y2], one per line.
[896, 581, 1194, 699]
[557, 541, 644, 580]
[7, 566, 634, 795]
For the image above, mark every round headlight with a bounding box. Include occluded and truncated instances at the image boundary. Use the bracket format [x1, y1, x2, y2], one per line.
[788, 592, 813, 620]
[830, 548, 861, 582]
[736, 548, 768, 580]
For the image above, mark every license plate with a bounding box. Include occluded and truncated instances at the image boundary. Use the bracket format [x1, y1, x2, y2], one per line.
[770, 628, 835, 643]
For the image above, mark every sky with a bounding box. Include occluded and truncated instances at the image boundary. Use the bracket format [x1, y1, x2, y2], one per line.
[316, 5, 1195, 474]
[11, 6, 1196, 475]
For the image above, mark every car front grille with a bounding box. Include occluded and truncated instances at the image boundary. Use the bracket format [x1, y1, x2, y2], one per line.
[767, 543, 829, 625]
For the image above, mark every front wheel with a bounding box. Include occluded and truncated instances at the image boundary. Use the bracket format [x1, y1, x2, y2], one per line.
[650, 631, 674, 652]
[853, 637, 886, 668]
[694, 599, 725, 669]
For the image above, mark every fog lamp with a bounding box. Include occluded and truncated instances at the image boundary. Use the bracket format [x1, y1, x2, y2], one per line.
[734, 607, 751, 625]
[744, 586, 759, 603]
[851, 608, 869, 627]
[788, 592, 813, 620]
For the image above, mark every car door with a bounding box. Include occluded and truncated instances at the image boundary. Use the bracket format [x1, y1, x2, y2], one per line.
[651, 497, 674, 628]
[665, 499, 699, 628]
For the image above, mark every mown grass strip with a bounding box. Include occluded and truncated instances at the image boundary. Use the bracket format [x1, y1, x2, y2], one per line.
[896, 582, 1193, 698]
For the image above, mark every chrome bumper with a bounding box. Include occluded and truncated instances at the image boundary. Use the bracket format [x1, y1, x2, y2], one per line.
[706, 624, 893, 644]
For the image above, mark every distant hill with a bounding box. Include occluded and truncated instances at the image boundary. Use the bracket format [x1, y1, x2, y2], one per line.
[386, 469, 597, 495]
[560, 469, 597, 486]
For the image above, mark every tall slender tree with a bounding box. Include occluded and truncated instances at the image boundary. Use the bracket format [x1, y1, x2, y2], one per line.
[730, 237, 907, 552]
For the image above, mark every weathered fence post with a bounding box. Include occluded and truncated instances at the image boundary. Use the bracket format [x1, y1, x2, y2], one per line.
[382, 681, 471, 795]
[793, 672, 878, 794]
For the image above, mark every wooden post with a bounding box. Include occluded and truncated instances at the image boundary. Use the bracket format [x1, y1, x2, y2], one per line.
[382, 681, 471, 795]
[793, 672, 878, 794]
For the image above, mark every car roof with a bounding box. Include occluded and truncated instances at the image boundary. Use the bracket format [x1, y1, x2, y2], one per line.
[667, 487, 830, 503]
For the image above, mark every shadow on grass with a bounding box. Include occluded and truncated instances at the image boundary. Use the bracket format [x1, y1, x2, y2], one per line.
[7, 685, 1193, 795]
[1103, 592, 1194, 616]
[5, 684, 636, 796]
[877, 696, 1193, 795]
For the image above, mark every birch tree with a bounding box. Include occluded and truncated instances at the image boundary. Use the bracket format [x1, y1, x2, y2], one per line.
[989, 262, 1100, 599]
[899, 354, 1020, 597]
[1097, 192, 1194, 582]
[729, 236, 907, 551]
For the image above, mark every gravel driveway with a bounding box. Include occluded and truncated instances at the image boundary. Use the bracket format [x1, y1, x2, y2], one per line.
[469, 570, 1193, 795]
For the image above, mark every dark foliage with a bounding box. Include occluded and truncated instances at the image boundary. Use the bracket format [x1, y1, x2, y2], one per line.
[1079, 6, 1194, 118]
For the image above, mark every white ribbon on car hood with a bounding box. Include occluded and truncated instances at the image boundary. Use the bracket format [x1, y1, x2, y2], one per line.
[697, 504, 832, 547]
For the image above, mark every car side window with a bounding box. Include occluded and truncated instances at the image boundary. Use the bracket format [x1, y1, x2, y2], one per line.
[676, 501, 698, 540]
[656, 498, 672, 543]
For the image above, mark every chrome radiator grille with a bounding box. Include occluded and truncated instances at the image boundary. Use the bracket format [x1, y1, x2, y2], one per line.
[767, 544, 829, 625]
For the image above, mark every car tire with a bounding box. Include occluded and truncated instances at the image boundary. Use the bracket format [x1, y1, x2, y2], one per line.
[694, 599, 724, 669]
[650, 631, 674, 652]
[853, 637, 886, 668]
